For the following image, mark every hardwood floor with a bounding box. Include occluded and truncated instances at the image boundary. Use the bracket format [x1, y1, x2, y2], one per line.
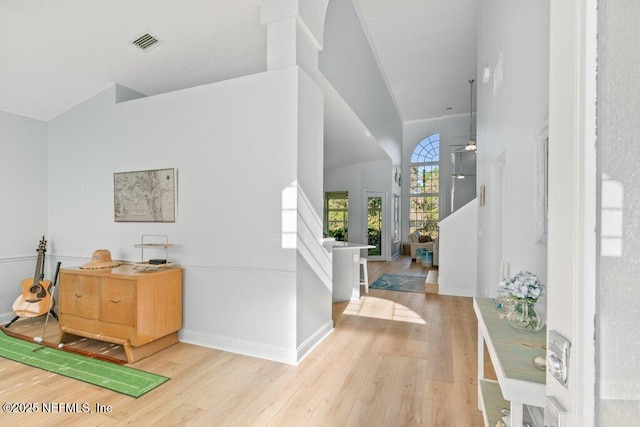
[0, 256, 485, 426]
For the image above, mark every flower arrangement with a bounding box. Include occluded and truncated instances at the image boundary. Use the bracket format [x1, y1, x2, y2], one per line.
[498, 270, 543, 302]
[498, 271, 545, 333]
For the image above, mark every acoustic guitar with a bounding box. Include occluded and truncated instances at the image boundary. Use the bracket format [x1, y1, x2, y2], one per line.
[12, 236, 52, 318]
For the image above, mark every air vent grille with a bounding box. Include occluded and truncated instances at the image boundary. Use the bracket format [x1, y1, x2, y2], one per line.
[132, 33, 159, 50]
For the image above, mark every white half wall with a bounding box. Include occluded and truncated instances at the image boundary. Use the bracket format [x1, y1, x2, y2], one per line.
[437, 199, 477, 297]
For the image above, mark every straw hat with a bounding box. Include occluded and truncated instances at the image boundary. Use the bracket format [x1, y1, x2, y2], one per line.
[80, 249, 121, 269]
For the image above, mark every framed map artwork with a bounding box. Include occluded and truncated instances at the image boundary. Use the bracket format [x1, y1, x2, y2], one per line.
[114, 168, 176, 222]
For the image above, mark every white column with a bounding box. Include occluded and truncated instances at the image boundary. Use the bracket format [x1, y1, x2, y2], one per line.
[260, 0, 328, 77]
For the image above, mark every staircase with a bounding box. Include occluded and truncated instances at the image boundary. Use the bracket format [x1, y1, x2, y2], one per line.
[425, 270, 439, 294]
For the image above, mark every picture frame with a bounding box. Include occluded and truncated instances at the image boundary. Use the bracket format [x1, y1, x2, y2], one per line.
[114, 168, 176, 222]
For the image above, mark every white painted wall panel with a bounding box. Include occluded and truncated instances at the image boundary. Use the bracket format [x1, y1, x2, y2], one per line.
[0, 111, 47, 316]
[45, 67, 329, 363]
[476, 0, 549, 297]
[296, 70, 332, 350]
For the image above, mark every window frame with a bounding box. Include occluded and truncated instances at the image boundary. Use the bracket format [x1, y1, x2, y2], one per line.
[409, 134, 440, 236]
[324, 191, 349, 241]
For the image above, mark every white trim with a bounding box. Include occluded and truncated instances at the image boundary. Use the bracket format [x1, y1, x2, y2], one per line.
[0, 255, 36, 263]
[0, 312, 16, 325]
[296, 320, 333, 363]
[46, 255, 298, 278]
[547, 0, 598, 424]
[533, 119, 549, 244]
[581, 0, 598, 422]
[180, 320, 333, 366]
[180, 328, 297, 365]
[439, 287, 475, 298]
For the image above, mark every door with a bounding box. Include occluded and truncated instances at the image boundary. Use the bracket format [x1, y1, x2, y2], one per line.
[365, 191, 386, 261]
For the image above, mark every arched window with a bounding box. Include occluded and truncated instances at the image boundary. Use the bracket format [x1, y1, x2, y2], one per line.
[409, 134, 440, 236]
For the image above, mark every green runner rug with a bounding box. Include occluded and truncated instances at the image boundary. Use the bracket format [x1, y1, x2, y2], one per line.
[0, 330, 169, 398]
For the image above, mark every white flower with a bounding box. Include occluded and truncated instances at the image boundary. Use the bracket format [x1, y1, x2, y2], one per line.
[497, 270, 543, 301]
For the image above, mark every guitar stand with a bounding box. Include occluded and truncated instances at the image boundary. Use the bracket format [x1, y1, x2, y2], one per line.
[5, 309, 58, 329]
[6, 255, 60, 329]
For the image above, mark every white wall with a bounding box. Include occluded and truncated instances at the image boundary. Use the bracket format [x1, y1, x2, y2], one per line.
[476, 0, 549, 297]
[295, 71, 333, 354]
[319, 0, 402, 167]
[0, 111, 48, 321]
[45, 67, 330, 364]
[596, 0, 639, 423]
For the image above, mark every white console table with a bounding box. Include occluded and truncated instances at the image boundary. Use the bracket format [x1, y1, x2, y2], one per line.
[323, 241, 374, 302]
[474, 298, 546, 427]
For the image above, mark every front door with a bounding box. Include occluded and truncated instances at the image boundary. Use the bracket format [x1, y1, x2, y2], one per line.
[365, 191, 386, 261]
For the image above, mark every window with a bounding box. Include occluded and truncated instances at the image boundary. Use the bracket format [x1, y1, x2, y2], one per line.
[324, 191, 348, 241]
[409, 134, 440, 236]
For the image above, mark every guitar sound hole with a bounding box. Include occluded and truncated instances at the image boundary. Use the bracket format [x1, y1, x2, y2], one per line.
[29, 284, 46, 298]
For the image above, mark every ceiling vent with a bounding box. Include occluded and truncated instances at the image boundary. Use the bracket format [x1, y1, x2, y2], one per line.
[132, 33, 159, 50]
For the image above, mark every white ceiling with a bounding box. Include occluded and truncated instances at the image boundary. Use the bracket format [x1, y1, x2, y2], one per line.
[0, 0, 267, 121]
[1, 0, 477, 167]
[352, 0, 478, 122]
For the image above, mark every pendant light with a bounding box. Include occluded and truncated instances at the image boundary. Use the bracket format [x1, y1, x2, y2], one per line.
[465, 79, 477, 151]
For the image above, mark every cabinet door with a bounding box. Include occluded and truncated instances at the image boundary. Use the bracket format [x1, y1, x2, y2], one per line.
[59, 274, 99, 319]
[100, 278, 135, 326]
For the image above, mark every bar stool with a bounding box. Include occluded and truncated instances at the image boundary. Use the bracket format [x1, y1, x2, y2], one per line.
[359, 257, 369, 293]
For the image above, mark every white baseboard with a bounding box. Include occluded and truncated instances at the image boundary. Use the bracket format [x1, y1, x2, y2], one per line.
[297, 320, 333, 364]
[179, 329, 297, 365]
[439, 287, 476, 297]
[180, 321, 333, 366]
[0, 311, 15, 325]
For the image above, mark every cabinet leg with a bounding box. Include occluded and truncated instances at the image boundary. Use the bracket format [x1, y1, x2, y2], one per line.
[124, 332, 179, 363]
[59, 331, 83, 344]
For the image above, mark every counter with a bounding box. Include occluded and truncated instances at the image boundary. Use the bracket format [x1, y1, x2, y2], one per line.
[323, 241, 374, 302]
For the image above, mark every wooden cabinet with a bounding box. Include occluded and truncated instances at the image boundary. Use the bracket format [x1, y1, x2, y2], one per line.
[59, 265, 183, 363]
[474, 298, 546, 427]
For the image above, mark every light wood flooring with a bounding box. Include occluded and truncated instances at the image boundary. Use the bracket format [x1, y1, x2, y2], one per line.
[0, 256, 487, 426]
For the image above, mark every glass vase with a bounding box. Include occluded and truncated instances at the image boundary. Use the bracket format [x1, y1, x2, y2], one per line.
[507, 299, 545, 333]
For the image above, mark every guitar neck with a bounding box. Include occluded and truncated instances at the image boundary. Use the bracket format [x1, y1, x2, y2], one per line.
[32, 238, 46, 283]
[33, 251, 45, 282]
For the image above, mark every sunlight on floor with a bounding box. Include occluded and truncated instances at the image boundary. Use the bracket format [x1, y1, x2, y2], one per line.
[342, 296, 426, 324]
